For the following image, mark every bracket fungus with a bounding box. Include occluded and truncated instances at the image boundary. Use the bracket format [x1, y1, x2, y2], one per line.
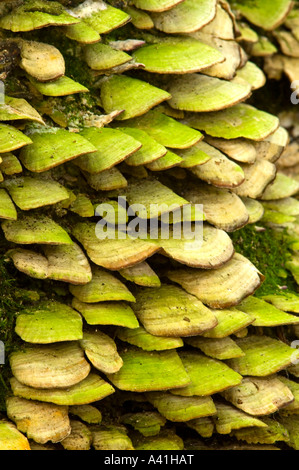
[10, 342, 91, 389]
[1, 0, 299, 452]
[185, 336, 245, 361]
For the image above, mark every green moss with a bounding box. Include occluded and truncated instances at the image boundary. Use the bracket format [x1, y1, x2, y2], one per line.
[0, 258, 32, 411]
[230, 224, 297, 296]
[0, 263, 17, 410]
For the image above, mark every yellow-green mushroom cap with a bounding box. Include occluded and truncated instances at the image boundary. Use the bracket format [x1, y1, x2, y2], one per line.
[118, 128, 167, 167]
[116, 325, 183, 351]
[167, 74, 251, 112]
[151, 0, 217, 33]
[72, 299, 139, 329]
[238, 296, 299, 327]
[186, 416, 214, 438]
[184, 183, 249, 232]
[0, 96, 44, 124]
[234, 61, 266, 91]
[119, 261, 161, 287]
[185, 336, 245, 361]
[121, 411, 166, 437]
[204, 136, 257, 164]
[168, 253, 264, 309]
[221, 376, 294, 416]
[232, 0, 294, 31]
[106, 347, 190, 392]
[2, 177, 69, 211]
[61, 420, 92, 451]
[146, 392, 216, 422]
[122, 109, 202, 149]
[133, 284, 217, 337]
[213, 401, 268, 435]
[91, 425, 134, 450]
[70, 0, 131, 34]
[201, 308, 254, 339]
[188, 142, 245, 188]
[159, 224, 234, 269]
[260, 173, 299, 200]
[132, 39, 224, 74]
[10, 373, 115, 406]
[2, 215, 73, 245]
[171, 351, 242, 397]
[0, 153, 22, 176]
[0, 189, 17, 221]
[10, 342, 91, 389]
[0, 0, 79, 32]
[15, 301, 83, 344]
[6, 243, 92, 285]
[79, 330, 123, 374]
[0, 420, 30, 451]
[240, 198, 265, 224]
[19, 128, 97, 173]
[72, 222, 159, 270]
[6, 396, 70, 445]
[131, 0, 184, 13]
[100, 75, 171, 120]
[28, 76, 89, 97]
[232, 159, 277, 199]
[233, 417, 289, 445]
[227, 335, 299, 376]
[133, 431, 184, 451]
[69, 405, 102, 424]
[85, 167, 128, 191]
[19, 41, 65, 82]
[63, 18, 101, 44]
[84, 43, 131, 71]
[185, 104, 279, 141]
[261, 293, 299, 314]
[70, 266, 135, 303]
[75, 127, 142, 174]
[0, 124, 32, 153]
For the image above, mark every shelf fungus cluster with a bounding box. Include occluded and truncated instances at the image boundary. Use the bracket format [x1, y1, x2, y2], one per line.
[1, 0, 299, 451]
